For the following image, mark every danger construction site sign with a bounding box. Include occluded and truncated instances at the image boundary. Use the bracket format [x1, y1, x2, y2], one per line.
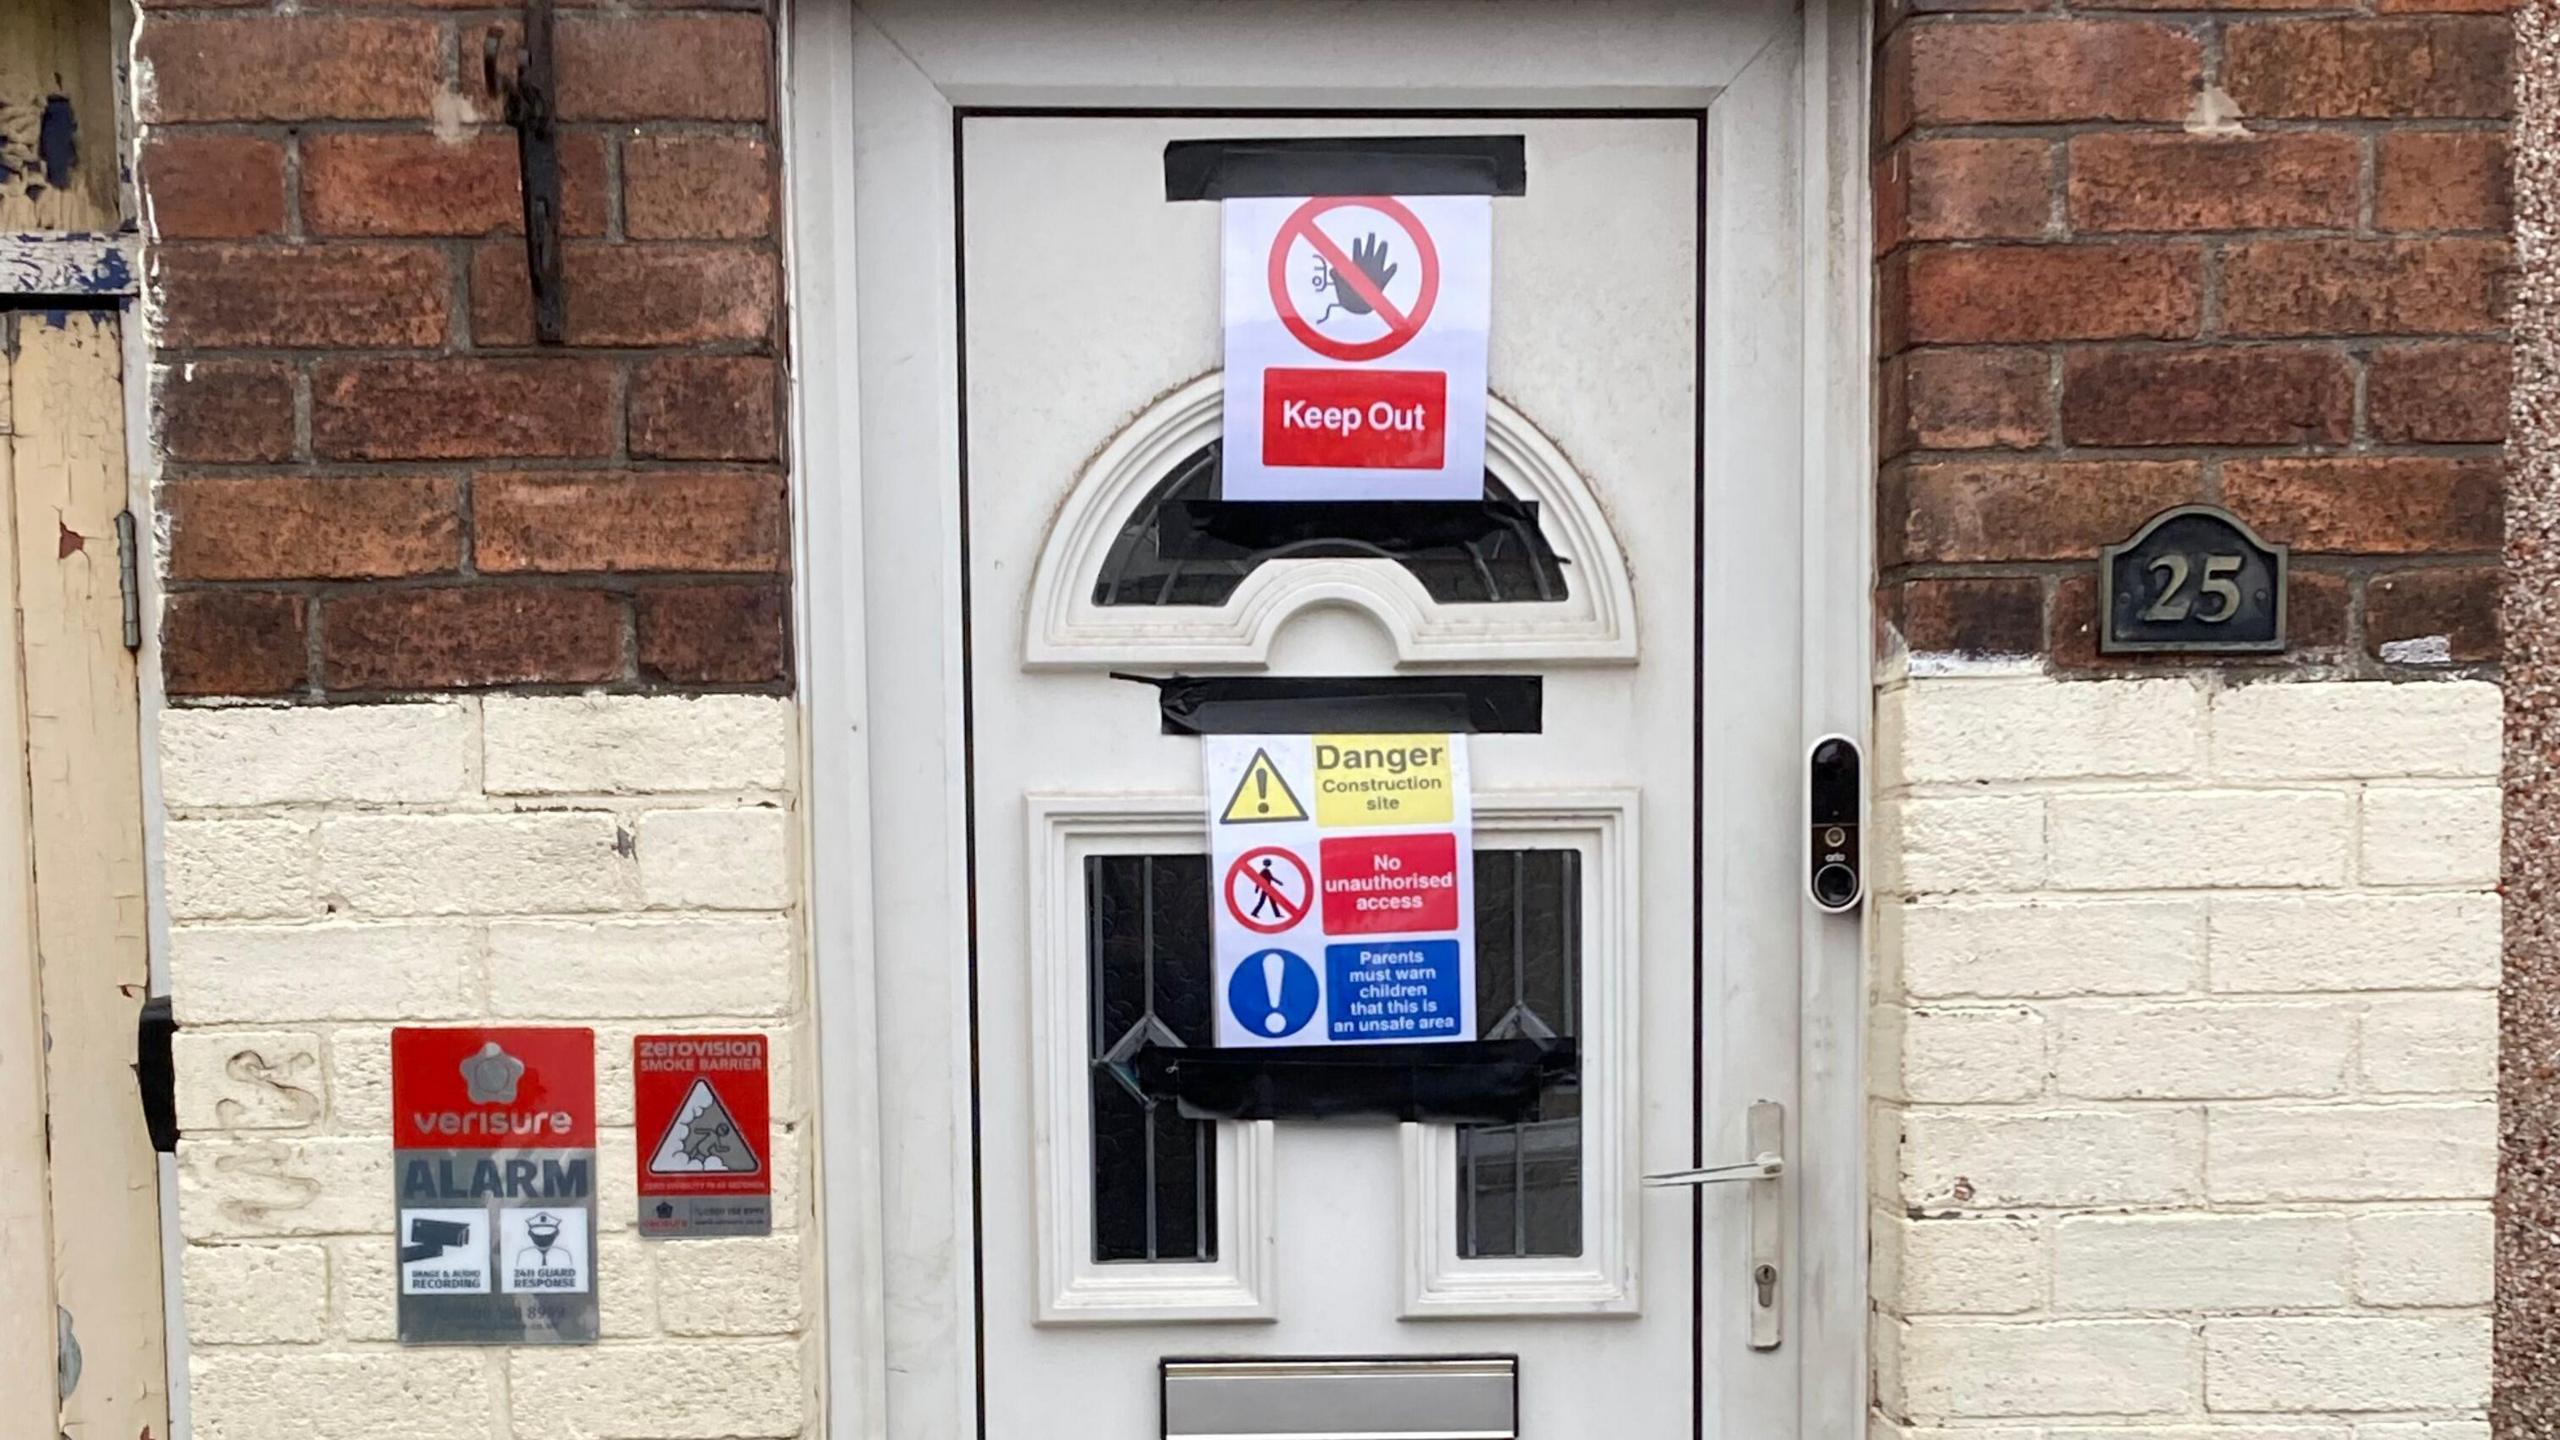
[1203, 734, 1477, 1049]
[1221, 194, 1491, 501]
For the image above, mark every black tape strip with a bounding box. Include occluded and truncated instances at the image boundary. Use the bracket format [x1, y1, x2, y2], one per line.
[1114, 674, 1544, 736]
[1152, 500, 1547, 561]
[1124, 1039, 1576, 1124]
[1163, 136, 1528, 201]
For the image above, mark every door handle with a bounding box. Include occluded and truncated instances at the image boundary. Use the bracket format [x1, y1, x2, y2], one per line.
[1643, 1100, 1784, 1351]
[1640, 1153, 1782, 1187]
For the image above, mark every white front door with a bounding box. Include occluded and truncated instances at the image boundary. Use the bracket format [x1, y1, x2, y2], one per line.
[802, 4, 1870, 1436]
[968, 110, 1714, 1436]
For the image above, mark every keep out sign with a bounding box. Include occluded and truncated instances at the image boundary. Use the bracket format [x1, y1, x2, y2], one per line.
[1221, 194, 1491, 500]
[1204, 734, 1476, 1047]
[1262, 368, 1447, 470]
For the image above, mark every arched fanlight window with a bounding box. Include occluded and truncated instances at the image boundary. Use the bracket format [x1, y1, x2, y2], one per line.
[1023, 375, 1637, 669]
[1090, 442, 1570, 608]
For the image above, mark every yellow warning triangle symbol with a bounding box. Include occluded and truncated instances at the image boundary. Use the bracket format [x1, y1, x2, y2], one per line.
[1219, 748, 1309, 825]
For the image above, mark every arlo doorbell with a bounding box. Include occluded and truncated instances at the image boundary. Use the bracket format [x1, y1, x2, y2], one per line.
[1807, 735, 1863, 913]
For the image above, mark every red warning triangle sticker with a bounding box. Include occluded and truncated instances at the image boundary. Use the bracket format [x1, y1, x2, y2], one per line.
[645, 1077, 762, 1176]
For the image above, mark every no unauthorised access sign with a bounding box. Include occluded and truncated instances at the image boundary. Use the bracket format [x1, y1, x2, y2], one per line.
[1222, 194, 1490, 501]
[1204, 734, 1476, 1047]
[635, 1034, 773, 1239]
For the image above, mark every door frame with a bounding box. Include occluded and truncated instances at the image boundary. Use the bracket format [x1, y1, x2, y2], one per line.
[0, 307, 173, 1440]
[781, 3, 1875, 1435]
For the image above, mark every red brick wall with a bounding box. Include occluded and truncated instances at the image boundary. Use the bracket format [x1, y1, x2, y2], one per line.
[1875, 2, 2512, 671]
[137, 6, 2512, 693]
[138, 5, 788, 699]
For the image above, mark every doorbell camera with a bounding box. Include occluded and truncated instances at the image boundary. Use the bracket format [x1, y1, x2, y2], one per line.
[1807, 734, 1863, 914]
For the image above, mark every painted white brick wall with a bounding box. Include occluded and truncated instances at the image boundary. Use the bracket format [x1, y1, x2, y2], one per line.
[164, 696, 815, 1440]
[1871, 675, 2498, 1439]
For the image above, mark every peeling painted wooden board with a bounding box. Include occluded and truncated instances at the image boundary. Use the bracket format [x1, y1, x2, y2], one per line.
[0, 0, 122, 233]
[0, 332, 60, 1440]
[0, 233, 139, 299]
[11, 311, 166, 1438]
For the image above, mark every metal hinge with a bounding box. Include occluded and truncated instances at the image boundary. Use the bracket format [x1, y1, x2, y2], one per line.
[114, 508, 139, 651]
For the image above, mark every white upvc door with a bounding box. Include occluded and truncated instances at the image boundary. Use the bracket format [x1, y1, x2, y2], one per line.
[790, 4, 1873, 1437]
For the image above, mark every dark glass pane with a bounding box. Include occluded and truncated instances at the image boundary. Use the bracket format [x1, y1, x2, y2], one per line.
[1458, 848, 1584, 1259]
[1149, 1099, 1208, 1260]
[1091, 1082, 1153, 1262]
[1086, 854, 1218, 1264]
[1088, 856, 1147, 1053]
[1090, 442, 1570, 607]
[1148, 857, 1215, 1045]
[1461, 1129, 1520, 1259]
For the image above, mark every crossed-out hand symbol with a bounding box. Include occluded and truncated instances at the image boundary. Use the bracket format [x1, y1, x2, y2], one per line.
[1315, 233, 1399, 323]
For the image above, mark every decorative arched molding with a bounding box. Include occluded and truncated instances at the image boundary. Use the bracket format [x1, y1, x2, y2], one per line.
[1022, 374, 1640, 669]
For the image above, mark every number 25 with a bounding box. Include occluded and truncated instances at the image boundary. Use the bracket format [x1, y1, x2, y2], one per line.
[2144, 553, 2244, 624]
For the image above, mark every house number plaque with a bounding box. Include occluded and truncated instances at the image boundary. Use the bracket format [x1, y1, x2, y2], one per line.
[2099, 505, 2288, 654]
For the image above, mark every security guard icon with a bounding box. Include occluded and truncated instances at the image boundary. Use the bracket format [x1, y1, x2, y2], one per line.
[515, 1212, 571, 1269]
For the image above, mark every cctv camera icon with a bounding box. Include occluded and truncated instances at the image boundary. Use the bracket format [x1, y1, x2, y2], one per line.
[399, 1216, 473, 1265]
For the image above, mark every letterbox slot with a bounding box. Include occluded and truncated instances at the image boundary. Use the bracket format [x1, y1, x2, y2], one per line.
[1161, 1356, 1519, 1440]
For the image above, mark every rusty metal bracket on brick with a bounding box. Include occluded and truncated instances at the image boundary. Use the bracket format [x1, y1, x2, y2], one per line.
[484, 0, 566, 345]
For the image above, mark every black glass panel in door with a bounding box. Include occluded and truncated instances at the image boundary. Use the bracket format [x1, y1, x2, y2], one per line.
[1084, 848, 1585, 1264]
[1459, 848, 1583, 1259]
[1086, 855, 1218, 1264]
[1090, 442, 1570, 606]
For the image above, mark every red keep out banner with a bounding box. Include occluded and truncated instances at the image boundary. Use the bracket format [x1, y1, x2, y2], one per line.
[1320, 830, 1461, 935]
[1262, 367, 1447, 470]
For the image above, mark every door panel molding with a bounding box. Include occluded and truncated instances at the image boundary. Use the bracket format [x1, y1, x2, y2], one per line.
[1028, 797, 1278, 1324]
[1022, 375, 1639, 669]
[1399, 792, 1640, 1318]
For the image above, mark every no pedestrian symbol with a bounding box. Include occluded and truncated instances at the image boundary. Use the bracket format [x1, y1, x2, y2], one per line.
[1225, 846, 1313, 935]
